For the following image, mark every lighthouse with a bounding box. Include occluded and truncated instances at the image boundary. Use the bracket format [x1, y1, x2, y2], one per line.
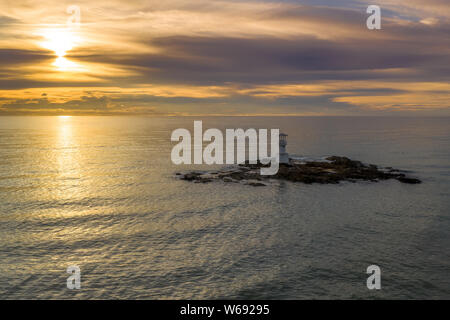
[279, 133, 289, 164]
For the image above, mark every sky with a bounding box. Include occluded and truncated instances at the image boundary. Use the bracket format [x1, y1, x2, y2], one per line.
[0, 0, 449, 116]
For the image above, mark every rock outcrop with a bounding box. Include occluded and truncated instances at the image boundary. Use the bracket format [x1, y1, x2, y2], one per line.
[176, 156, 422, 186]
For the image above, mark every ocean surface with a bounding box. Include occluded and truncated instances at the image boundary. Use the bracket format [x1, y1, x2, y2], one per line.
[0, 116, 449, 299]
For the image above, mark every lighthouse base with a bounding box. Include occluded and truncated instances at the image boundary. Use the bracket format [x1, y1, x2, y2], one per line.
[280, 153, 290, 164]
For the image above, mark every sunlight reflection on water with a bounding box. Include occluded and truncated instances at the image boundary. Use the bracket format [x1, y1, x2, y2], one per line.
[0, 116, 449, 299]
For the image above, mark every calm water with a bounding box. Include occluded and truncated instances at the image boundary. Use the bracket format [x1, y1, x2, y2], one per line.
[0, 116, 449, 299]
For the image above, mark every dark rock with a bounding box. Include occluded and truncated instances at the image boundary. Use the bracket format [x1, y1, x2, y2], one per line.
[181, 173, 199, 181]
[246, 181, 266, 187]
[177, 156, 422, 186]
[326, 156, 363, 168]
[398, 177, 422, 184]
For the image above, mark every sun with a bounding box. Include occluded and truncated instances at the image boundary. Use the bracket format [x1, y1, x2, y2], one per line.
[40, 28, 79, 58]
[38, 28, 84, 71]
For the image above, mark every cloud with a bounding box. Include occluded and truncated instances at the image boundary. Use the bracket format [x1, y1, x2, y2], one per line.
[0, 0, 448, 115]
[0, 49, 52, 66]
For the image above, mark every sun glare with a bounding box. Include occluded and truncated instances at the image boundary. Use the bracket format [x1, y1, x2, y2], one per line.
[53, 56, 79, 71]
[38, 28, 83, 71]
[40, 28, 79, 57]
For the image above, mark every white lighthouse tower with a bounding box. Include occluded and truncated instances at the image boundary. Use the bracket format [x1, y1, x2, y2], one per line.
[279, 133, 289, 164]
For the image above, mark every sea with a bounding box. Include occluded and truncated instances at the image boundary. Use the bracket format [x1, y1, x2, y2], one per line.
[0, 116, 449, 299]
